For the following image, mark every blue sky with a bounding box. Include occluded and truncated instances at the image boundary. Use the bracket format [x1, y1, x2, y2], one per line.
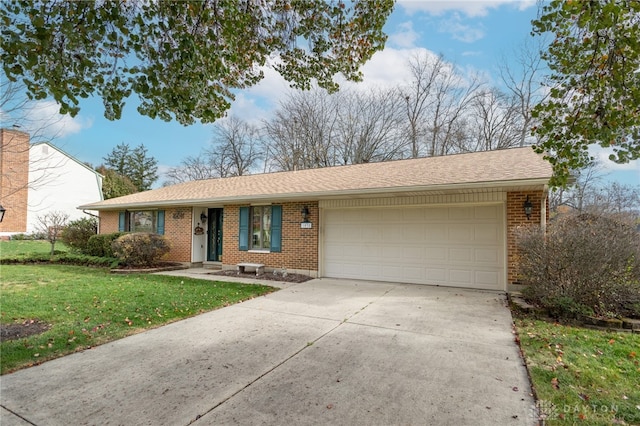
[11, 0, 640, 187]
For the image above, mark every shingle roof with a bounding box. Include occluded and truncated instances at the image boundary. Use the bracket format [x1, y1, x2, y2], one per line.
[79, 147, 552, 210]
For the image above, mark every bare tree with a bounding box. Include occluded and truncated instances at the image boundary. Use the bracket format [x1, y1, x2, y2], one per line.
[263, 89, 339, 171]
[34, 210, 69, 256]
[401, 52, 446, 158]
[464, 89, 523, 152]
[582, 182, 640, 220]
[498, 36, 548, 147]
[400, 52, 482, 158]
[163, 117, 261, 185]
[163, 155, 219, 186]
[209, 117, 262, 177]
[426, 67, 482, 156]
[549, 161, 603, 214]
[1, 79, 71, 199]
[335, 88, 406, 164]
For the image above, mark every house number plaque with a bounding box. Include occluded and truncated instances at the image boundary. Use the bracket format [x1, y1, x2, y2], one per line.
[300, 222, 312, 229]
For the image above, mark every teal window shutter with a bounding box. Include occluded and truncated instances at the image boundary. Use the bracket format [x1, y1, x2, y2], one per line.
[157, 210, 165, 235]
[118, 212, 126, 232]
[270, 205, 282, 253]
[239, 207, 249, 251]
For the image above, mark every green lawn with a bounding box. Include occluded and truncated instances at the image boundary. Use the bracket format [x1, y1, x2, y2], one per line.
[0, 241, 275, 374]
[515, 317, 640, 425]
[0, 239, 66, 258]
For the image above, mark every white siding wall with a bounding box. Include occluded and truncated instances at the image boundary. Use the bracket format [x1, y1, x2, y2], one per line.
[26, 144, 103, 233]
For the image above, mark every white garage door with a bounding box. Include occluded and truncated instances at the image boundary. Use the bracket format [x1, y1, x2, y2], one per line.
[323, 205, 504, 290]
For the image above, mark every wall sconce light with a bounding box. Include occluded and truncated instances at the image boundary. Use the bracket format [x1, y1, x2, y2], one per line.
[200, 212, 208, 222]
[523, 196, 533, 220]
[301, 206, 310, 223]
[0, 205, 5, 223]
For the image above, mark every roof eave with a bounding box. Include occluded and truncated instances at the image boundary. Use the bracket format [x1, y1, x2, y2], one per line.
[78, 177, 551, 211]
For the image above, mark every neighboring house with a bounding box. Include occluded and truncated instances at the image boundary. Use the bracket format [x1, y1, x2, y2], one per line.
[80, 147, 552, 292]
[0, 128, 103, 237]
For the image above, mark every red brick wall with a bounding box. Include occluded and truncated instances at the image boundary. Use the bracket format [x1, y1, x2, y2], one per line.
[0, 129, 29, 233]
[99, 211, 119, 234]
[98, 208, 193, 262]
[222, 202, 319, 273]
[164, 208, 192, 262]
[506, 191, 549, 284]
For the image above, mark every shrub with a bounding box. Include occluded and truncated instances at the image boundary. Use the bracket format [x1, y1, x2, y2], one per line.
[86, 232, 127, 257]
[517, 213, 640, 318]
[61, 217, 97, 253]
[0, 252, 120, 268]
[111, 233, 170, 267]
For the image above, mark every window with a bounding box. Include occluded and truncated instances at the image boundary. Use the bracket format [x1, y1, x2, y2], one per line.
[119, 210, 165, 234]
[239, 205, 281, 252]
[251, 206, 271, 250]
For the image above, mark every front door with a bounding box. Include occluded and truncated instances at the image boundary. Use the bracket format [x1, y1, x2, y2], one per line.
[207, 208, 223, 262]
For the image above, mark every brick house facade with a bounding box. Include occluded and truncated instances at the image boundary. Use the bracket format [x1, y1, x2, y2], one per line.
[83, 148, 552, 291]
[0, 129, 30, 234]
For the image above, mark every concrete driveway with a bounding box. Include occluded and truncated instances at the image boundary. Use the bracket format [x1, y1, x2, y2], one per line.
[1, 278, 535, 425]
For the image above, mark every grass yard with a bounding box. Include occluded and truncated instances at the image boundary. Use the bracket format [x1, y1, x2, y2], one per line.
[0, 264, 275, 374]
[515, 317, 640, 425]
[0, 239, 66, 258]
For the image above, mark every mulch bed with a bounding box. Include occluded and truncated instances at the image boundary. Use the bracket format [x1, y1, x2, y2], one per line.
[1, 319, 51, 342]
[211, 270, 313, 283]
[111, 262, 188, 274]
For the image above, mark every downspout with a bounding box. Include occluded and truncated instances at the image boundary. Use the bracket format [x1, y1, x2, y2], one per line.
[540, 185, 548, 232]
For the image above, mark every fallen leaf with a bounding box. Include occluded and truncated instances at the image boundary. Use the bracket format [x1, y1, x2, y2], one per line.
[551, 377, 560, 390]
[578, 393, 590, 401]
[512, 387, 519, 392]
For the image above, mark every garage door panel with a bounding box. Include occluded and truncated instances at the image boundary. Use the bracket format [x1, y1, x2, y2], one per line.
[403, 246, 425, 260]
[449, 207, 474, 220]
[424, 207, 448, 220]
[475, 248, 499, 263]
[401, 267, 425, 281]
[449, 248, 472, 262]
[448, 225, 473, 242]
[474, 205, 499, 219]
[426, 226, 447, 240]
[474, 224, 499, 242]
[449, 269, 473, 285]
[323, 205, 504, 290]
[427, 268, 447, 281]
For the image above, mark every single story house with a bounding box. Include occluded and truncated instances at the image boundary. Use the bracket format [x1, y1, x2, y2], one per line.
[79, 147, 552, 291]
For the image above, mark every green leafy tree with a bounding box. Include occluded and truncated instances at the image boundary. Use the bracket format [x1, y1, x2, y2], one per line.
[531, 0, 640, 186]
[0, 0, 394, 125]
[96, 165, 138, 199]
[102, 143, 158, 191]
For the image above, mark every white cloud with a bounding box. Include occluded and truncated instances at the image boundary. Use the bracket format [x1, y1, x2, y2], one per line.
[590, 145, 640, 171]
[439, 13, 485, 43]
[21, 100, 93, 140]
[227, 64, 294, 124]
[388, 21, 420, 48]
[399, 0, 537, 17]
